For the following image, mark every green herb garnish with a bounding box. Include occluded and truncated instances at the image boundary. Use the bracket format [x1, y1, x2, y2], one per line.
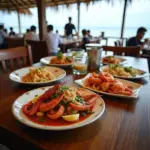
[66, 56, 71, 61]
[39, 117, 45, 122]
[81, 112, 86, 117]
[57, 52, 63, 59]
[51, 93, 59, 99]
[58, 86, 70, 93]
[75, 96, 83, 104]
[59, 100, 67, 106]
[34, 94, 38, 97]
[124, 66, 132, 73]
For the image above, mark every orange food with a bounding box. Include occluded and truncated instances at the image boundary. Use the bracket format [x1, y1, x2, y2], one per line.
[22, 84, 99, 125]
[51, 56, 72, 64]
[84, 72, 133, 96]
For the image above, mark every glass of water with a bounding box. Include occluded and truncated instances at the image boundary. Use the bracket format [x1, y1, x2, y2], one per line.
[72, 56, 88, 75]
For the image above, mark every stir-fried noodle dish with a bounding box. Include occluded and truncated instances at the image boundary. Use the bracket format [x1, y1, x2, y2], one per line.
[22, 67, 55, 83]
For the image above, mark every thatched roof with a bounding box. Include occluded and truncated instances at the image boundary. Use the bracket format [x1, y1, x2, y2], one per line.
[0, 0, 140, 15]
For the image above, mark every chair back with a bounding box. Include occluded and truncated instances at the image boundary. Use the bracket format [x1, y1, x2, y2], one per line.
[26, 40, 48, 63]
[0, 46, 32, 73]
[114, 40, 122, 46]
[7, 37, 24, 48]
[102, 46, 140, 57]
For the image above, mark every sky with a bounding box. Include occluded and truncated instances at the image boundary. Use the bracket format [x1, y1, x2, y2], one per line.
[0, 0, 150, 37]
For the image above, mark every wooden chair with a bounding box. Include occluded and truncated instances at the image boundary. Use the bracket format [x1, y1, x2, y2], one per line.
[7, 37, 24, 48]
[114, 40, 122, 46]
[102, 46, 140, 57]
[0, 46, 32, 73]
[26, 40, 49, 63]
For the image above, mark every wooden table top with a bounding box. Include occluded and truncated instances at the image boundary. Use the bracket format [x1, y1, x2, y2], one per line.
[0, 56, 150, 150]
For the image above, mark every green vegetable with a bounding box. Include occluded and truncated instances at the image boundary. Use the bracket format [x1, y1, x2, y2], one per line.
[124, 66, 133, 73]
[57, 52, 63, 59]
[58, 86, 70, 93]
[66, 56, 71, 61]
[75, 96, 83, 104]
[81, 112, 86, 117]
[59, 100, 67, 105]
[34, 94, 38, 97]
[107, 56, 114, 59]
[51, 93, 59, 98]
[39, 117, 45, 122]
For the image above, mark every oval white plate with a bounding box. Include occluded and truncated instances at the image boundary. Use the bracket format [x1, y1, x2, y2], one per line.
[40, 56, 72, 67]
[12, 86, 105, 130]
[101, 56, 128, 65]
[75, 73, 142, 99]
[9, 66, 66, 85]
[100, 65, 149, 79]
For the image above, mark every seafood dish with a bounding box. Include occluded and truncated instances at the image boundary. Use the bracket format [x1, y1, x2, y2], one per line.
[50, 52, 72, 64]
[84, 72, 133, 96]
[101, 64, 146, 78]
[22, 83, 100, 125]
[22, 67, 55, 83]
[102, 56, 126, 64]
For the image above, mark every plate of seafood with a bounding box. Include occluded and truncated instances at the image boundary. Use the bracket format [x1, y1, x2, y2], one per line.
[100, 64, 149, 79]
[101, 56, 127, 65]
[40, 52, 72, 67]
[9, 66, 66, 85]
[75, 72, 142, 98]
[12, 83, 105, 130]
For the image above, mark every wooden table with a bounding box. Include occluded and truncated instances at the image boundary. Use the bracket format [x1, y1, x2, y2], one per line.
[0, 56, 150, 150]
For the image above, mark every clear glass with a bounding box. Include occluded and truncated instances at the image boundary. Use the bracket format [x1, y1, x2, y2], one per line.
[67, 48, 85, 57]
[72, 56, 88, 75]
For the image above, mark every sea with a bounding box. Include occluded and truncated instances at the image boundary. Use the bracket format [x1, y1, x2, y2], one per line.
[5, 25, 150, 46]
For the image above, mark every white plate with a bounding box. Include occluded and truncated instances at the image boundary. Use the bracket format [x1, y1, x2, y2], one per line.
[75, 73, 142, 99]
[12, 86, 105, 130]
[100, 65, 149, 79]
[9, 66, 66, 85]
[40, 56, 72, 67]
[101, 56, 128, 65]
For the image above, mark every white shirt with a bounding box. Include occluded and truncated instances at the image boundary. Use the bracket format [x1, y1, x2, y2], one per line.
[25, 31, 39, 41]
[44, 31, 62, 53]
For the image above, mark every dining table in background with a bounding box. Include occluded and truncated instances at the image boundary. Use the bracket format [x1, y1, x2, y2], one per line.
[0, 56, 150, 150]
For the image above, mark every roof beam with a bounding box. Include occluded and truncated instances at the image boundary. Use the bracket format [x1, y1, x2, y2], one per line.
[9, 0, 19, 9]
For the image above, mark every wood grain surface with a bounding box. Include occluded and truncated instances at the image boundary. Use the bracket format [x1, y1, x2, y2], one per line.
[0, 56, 150, 150]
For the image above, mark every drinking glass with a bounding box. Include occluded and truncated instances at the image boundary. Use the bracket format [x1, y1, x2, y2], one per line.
[72, 56, 88, 75]
[67, 48, 85, 57]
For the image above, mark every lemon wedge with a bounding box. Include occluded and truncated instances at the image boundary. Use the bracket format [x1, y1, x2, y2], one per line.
[32, 96, 39, 103]
[62, 114, 80, 122]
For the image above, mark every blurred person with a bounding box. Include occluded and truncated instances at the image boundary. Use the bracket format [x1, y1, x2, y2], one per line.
[26, 29, 30, 33]
[9, 27, 16, 37]
[126, 27, 147, 47]
[82, 29, 89, 50]
[25, 25, 39, 41]
[0, 25, 7, 49]
[64, 17, 77, 37]
[87, 30, 92, 39]
[4, 29, 8, 34]
[44, 25, 62, 56]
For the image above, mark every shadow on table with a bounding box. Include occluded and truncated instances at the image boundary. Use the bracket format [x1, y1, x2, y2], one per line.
[103, 95, 138, 113]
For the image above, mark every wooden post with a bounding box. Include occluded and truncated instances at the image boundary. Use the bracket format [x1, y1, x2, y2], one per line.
[77, 2, 80, 33]
[17, 11, 21, 34]
[37, 0, 46, 40]
[120, 0, 128, 39]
